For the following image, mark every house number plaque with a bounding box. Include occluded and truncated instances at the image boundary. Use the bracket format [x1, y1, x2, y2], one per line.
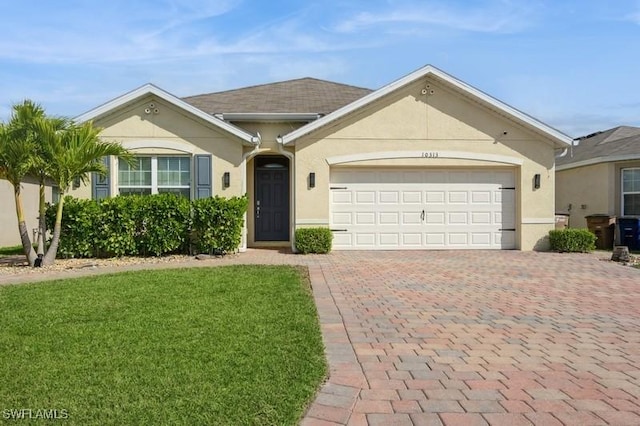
[421, 152, 439, 158]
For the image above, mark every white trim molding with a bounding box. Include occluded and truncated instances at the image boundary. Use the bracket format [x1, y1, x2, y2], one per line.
[326, 151, 524, 166]
[522, 218, 556, 224]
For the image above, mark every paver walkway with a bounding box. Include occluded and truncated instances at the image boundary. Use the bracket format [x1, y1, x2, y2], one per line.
[2, 249, 640, 425]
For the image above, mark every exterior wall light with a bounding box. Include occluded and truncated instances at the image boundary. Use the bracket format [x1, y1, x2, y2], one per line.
[534, 173, 541, 189]
[223, 172, 230, 188]
[309, 172, 315, 188]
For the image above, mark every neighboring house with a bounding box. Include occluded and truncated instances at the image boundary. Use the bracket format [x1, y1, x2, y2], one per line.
[0, 178, 53, 247]
[2, 65, 573, 250]
[556, 126, 640, 229]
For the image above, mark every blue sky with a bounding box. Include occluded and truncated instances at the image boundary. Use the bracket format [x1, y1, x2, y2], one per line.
[1, 0, 639, 137]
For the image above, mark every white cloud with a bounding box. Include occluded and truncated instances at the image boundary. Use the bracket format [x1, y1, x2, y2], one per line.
[0, 0, 241, 63]
[333, 0, 536, 34]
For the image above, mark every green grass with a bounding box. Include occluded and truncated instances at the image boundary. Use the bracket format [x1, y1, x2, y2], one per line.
[0, 266, 327, 425]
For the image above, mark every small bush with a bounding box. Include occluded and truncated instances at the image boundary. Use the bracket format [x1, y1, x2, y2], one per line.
[549, 228, 596, 253]
[295, 227, 333, 254]
[191, 195, 248, 255]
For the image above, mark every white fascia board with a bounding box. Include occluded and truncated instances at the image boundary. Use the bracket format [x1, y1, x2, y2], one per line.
[74, 83, 258, 146]
[556, 154, 640, 171]
[280, 65, 573, 148]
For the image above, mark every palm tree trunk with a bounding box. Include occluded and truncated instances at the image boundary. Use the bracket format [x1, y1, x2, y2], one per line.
[42, 195, 64, 266]
[14, 185, 36, 267]
[37, 181, 46, 256]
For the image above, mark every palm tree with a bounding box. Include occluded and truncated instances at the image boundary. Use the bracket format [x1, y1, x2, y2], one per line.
[0, 101, 41, 266]
[37, 120, 131, 265]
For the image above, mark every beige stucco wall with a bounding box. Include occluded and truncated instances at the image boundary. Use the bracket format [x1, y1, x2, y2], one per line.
[556, 159, 640, 229]
[0, 178, 52, 247]
[82, 95, 247, 198]
[292, 76, 560, 250]
[556, 163, 614, 229]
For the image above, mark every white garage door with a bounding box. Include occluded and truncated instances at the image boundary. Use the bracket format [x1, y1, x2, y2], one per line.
[330, 168, 516, 250]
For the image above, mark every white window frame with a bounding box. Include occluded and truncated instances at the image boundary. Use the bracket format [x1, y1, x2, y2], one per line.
[621, 167, 640, 216]
[118, 155, 192, 198]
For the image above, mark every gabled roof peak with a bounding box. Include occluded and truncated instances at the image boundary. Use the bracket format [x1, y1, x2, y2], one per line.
[74, 83, 258, 145]
[280, 64, 573, 147]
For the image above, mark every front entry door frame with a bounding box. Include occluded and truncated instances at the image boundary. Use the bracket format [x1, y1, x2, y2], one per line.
[254, 155, 290, 241]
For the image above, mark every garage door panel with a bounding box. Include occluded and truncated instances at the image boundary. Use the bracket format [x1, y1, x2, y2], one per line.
[356, 191, 375, 204]
[471, 212, 492, 224]
[402, 191, 422, 203]
[332, 212, 352, 225]
[448, 212, 468, 224]
[380, 212, 400, 224]
[355, 233, 376, 246]
[332, 191, 352, 204]
[471, 191, 492, 204]
[426, 191, 445, 203]
[401, 212, 421, 225]
[425, 212, 445, 224]
[379, 233, 400, 246]
[355, 212, 375, 225]
[333, 233, 352, 246]
[330, 168, 516, 250]
[471, 233, 492, 245]
[379, 191, 399, 203]
[425, 233, 446, 246]
[448, 233, 468, 245]
[403, 233, 422, 245]
[448, 191, 468, 203]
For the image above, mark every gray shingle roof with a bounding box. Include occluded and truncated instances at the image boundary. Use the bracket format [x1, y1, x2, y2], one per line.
[557, 126, 640, 167]
[182, 77, 373, 116]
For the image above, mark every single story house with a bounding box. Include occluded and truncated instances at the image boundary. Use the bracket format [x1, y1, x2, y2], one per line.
[556, 126, 640, 228]
[2, 65, 573, 251]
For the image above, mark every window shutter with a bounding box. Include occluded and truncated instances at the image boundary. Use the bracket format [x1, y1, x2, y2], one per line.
[194, 154, 212, 199]
[92, 156, 111, 200]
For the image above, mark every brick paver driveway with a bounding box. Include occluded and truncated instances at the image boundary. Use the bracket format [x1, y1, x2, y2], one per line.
[302, 250, 640, 426]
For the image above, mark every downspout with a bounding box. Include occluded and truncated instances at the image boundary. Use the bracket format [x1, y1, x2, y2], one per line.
[276, 135, 296, 253]
[240, 132, 261, 252]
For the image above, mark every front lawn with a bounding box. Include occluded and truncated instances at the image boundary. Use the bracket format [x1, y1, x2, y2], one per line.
[0, 266, 326, 425]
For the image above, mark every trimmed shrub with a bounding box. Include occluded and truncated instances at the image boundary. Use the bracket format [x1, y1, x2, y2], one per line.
[133, 193, 191, 256]
[46, 194, 247, 258]
[191, 195, 248, 255]
[549, 228, 596, 253]
[45, 196, 100, 258]
[295, 227, 333, 254]
[94, 196, 139, 257]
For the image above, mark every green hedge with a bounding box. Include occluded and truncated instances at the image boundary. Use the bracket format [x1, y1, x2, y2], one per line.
[191, 196, 248, 255]
[295, 227, 333, 254]
[46, 194, 247, 258]
[548, 228, 597, 253]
